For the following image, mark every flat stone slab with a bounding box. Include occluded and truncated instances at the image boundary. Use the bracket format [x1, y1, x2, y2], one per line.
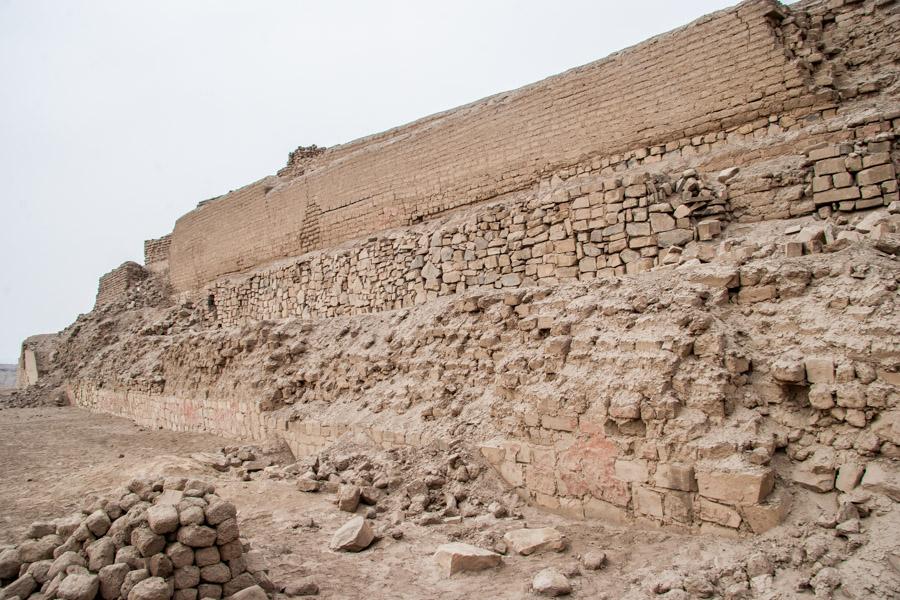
[503, 527, 567, 556]
[433, 543, 501, 576]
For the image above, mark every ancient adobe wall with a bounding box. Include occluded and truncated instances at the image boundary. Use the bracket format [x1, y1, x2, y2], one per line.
[143, 235, 171, 273]
[95, 262, 148, 307]
[203, 121, 899, 326]
[169, 0, 820, 291]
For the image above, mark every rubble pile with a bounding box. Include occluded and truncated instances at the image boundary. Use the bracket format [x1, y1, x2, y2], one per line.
[0, 478, 273, 600]
[291, 440, 522, 527]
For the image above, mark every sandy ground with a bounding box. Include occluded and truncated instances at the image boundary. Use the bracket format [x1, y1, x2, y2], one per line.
[2, 406, 893, 600]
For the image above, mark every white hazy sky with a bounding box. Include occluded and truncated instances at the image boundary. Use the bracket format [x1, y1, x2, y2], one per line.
[0, 0, 742, 364]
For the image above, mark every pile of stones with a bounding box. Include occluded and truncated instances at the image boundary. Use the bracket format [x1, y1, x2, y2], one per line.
[191, 446, 276, 481]
[293, 441, 520, 528]
[0, 478, 272, 600]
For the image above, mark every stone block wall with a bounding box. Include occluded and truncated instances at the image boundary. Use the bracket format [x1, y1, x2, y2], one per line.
[202, 120, 899, 327]
[168, 0, 831, 291]
[204, 168, 732, 325]
[95, 262, 148, 308]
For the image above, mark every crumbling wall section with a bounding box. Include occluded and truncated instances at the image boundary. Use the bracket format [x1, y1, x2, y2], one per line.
[143, 235, 171, 273]
[169, 0, 829, 291]
[95, 262, 149, 308]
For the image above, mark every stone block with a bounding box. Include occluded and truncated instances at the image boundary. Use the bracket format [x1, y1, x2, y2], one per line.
[805, 357, 834, 383]
[740, 489, 792, 534]
[861, 462, 900, 501]
[614, 459, 648, 483]
[433, 543, 501, 576]
[699, 498, 741, 528]
[696, 462, 774, 505]
[857, 164, 895, 186]
[654, 463, 697, 491]
[633, 486, 664, 518]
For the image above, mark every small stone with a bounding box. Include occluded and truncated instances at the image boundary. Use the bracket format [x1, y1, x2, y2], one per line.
[227, 585, 267, 600]
[132, 527, 167, 557]
[47, 552, 87, 579]
[165, 542, 195, 568]
[503, 528, 567, 556]
[296, 476, 319, 493]
[329, 516, 374, 552]
[85, 510, 112, 537]
[222, 573, 256, 597]
[99, 563, 131, 600]
[173, 566, 200, 589]
[58, 573, 100, 600]
[0, 548, 21, 579]
[128, 576, 171, 600]
[121, 569, 150, 599]
[199, 563, 231, 584]
[179, 506, 205, 526]
[177, 525, 218, 548]
[337, 485, 361, 513]
[149, 553, 174, 579]
[18, 535, 60, 562]
[195, 547, 220, 568]
[283, 577, 319, 596]
[1, 574, 36, 600]
[532, 568, 571, 597]
[147, 505, 180, 534]
[87, 537, 117, 570]
[581, 551, 606, 570]
[204, 500, 237, 526]
[717, 167, 740, 183]
[27, 522, 56, 539]
[434, 543, 501, 576]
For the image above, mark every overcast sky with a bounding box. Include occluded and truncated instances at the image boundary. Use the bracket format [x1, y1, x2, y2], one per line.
[0, 0, 742, 364]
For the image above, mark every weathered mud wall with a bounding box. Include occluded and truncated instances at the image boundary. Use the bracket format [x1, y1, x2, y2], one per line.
[167, 0, 838, 292]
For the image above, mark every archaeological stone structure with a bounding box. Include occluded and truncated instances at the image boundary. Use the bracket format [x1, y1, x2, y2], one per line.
[16, 0, 900, 538]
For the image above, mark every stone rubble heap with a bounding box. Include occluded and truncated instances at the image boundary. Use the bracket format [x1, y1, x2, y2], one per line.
[289, 440, 521, 529]
[0, 478, 273, 600]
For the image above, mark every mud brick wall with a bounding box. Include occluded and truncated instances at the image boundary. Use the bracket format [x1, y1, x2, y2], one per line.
[168, 0, 822, 292]
[204, 168, 730, 325]
[95, 262, 148, 307]
[143, 235, 172, 272]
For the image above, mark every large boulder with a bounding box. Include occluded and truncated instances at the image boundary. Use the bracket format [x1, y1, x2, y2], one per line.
[433, 543, 501, 576]
[503, 528, 567, 556]
[329, 517, 374, 552]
